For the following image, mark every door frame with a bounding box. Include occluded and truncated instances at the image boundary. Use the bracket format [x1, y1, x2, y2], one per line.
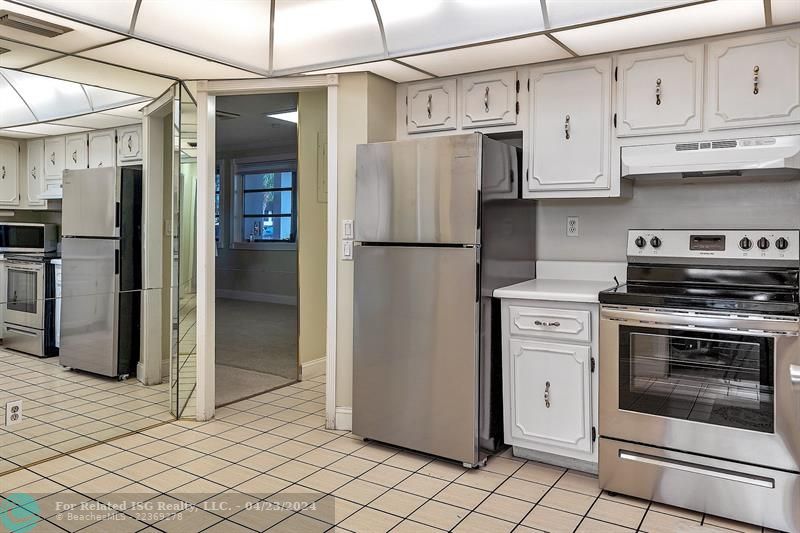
[195, 75, 339, 423]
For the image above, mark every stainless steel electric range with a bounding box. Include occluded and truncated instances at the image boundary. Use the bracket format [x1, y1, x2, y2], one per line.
[598, 229, 800, 532]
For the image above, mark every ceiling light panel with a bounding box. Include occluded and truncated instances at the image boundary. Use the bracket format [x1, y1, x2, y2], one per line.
[0, 0, 121, 52]
[771, 0, 800, 24]
[0, 128, 38, 137]
[402, 35, 571, 77]
[305, 60, 430, 82]
[135, 0, 270, 72]
[1, 66, 90, 121]
[98, 101, 145, 118]
[19, 0, 135, 32]
[552, 0, 765, 56]
[0, 73, 36, 126]
[83, 84, 148, 110]
[0, 37, 61, 68]
[272, 0, 384, 72]
[78, 39, 261, 79]
[545, 0, 699, 28]
[4, 122, 89, 134]
[376, 0, 545, 56]
[53, 112, 140, 129]
[25, 55, 173, 97]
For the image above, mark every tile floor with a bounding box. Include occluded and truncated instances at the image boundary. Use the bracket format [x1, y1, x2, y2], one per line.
[0, 374, 781, 533]
[0, 349, 170, 476]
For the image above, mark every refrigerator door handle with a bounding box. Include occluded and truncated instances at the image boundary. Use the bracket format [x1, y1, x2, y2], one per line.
[115, 249, 120, 275]
[476, 190, 482, 231]
[115, 202, 120, 228]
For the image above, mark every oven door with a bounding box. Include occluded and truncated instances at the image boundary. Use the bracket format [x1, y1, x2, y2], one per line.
[4, 262, 44, 329]
[600, 306, 800, 472]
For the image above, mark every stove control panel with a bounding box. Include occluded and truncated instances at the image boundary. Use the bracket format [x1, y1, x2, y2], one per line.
[627, 229, 800, 261]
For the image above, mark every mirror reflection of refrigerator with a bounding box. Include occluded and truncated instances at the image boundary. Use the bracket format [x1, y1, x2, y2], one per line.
[60, 166, 142, 378]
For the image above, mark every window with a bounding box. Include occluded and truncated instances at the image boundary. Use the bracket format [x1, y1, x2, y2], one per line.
[235, 161, 297, 245]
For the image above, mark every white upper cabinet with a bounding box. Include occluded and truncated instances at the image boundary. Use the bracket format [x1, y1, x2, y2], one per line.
[407, 79, 457, 134]
[26, 139, 45, 205]
[117, 124, 143, 164]
[65, 133, 89, 170]
[44, 137, 66, 180]
[616, 44, 704, 137]
[529, 58, 612, 193]
[88, 129, 116, 169]
[707, 28, 800, 131]
[462, 71, 518, 129]
[0, 140, 20, 206]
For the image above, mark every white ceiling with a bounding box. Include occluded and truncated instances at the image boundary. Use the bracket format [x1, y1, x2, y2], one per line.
[215, 93, 298, 154]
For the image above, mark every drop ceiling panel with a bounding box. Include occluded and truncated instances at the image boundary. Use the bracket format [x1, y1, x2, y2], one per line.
[272, 0, 384, 72]
[99, 101, 146, 119]
[402, 35, 571, 77]
[83, 84, 147, 110]
[78, 39, 261, 79]
[0, 73, 36, 125]
[305, 60, 430, 83]
[0, 128, 38, 138]
[771, 0, 800, 24]
[2, 67, 91, 120]
[4, 123, 90, 135]
[0, 0, 122, 52]
[53, 112, 139, 129]
[544, 0, 700, 29]
[552, 0, 765, 55]
[20, 0, 135, 32]
[0, 38, 61, 68]
[25, 55, 172, 97]
[135, 0, 270, 72]
[377, 0, 545, 55]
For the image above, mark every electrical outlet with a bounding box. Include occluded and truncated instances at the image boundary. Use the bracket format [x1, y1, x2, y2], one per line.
[567, 216, 580, 237]
[342, 219, 354, 239]
[5, 400, 22, 426]
[342, 240, 353, 260]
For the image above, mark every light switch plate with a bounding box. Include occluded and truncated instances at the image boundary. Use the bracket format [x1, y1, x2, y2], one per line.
[342, 240, 353, 260]
[5, 400, 22, 426]
[343, 220, 354, 240]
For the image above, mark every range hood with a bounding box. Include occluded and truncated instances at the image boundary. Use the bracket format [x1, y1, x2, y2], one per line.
[621, 135, 800, 180]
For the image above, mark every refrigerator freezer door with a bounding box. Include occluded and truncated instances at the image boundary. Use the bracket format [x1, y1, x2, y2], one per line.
[60, 238, 118, 377]
[62, 167, 119, 238]
[356, 134, 480, 244]
[353, 245, 480, 464]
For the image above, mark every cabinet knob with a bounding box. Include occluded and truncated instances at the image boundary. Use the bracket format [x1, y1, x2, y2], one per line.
[127, 135, 133, 152]
[426, 94, 432, 119]
[484, 86, 490, 112]
[753, 65, 759, 95]
[564, 115, 570, 140]
[544, 381, 551, 408]
[656, 78, 662, 106]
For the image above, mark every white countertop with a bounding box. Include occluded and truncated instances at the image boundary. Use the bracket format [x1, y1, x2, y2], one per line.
[493, 278, 616, 303]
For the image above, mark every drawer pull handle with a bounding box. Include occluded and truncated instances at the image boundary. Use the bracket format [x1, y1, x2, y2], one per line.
[484, 86, 490, 112]
[753, 65, 759, 95]
[534, 320, 561, 327]
[544, 381, 551, 408]
[790, 364, 800, 384]
[427, 94, 432, 119]
[619, 450, 774, 488]
[564, 115, 570, 140]
[655, 78, 662, 105]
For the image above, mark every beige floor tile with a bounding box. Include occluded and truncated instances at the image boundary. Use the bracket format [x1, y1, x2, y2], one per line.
[540, 487, 596, 515]
[577, 518, 636, 532]
[495, 477, 549, 504]
[73, 472, 134, 495]
[322, 436, 367, 454]
[155, 508, 223, 533]
[475, 493, 534, 523]
[383, 451, 432, 472]
[649, 502, 703, 521]
[241, 433, 287, 450]
[299, 468, 352, 493]
[95, 451, 146, 471]
[513, 461, 566, 486]
[268, 460, 320, 483]
[212, 443, 261, 463]
[1, 468, 44, 490]
[358, 464, 412, 487]
[555, 471, 601, 497]
[140, 468, 198, 492]
[155, 447, 206, 467]
[269, 513, 330, 533]
[187, 436, 232, 454]
[171, 478, 228, 504]
[231, 506, 293, 531]
[483, 456, 525, 476]
[300, 494, 362, 525]
[334, 479, 389, 505]
[453, 512, 515, 533]
[418, 460, 467, 482]
[50, 464, 106, 486]
[339, 507, 402, 533]
[270, 440, 316, 459]
[409, 500, 469, 530]
[270, 422, 313, 439]
[296, 448, 346, 468]
[640, 511, 721, 533]
[244, 451, 290, 472]
[455, 468, 507, 491]
[599, 490, 649, 509]
[79, 513, 149, 533]
[27, 456, 84, 477]
[205, 464, 260, 489]
[351, 443, 398, 463]
[117, 459, 171, 482]
[703, 514, 762, 533]
[369, 489, 426, 517]
[392, 473, 448, 499]
[327, 455, 378, 477]
[390, 520, 443, 533]
[234, 473, 292, 498]
[295, 429, 339, 447]
[522, 505, 583, 533]
[433, 483, 490, 510]
[179, 455, 231, 477]
[588, 498, 646, 529]
[202, 519, 254, 532]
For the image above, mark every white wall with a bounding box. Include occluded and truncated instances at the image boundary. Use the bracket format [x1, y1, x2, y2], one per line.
[536, 178, 800, 261]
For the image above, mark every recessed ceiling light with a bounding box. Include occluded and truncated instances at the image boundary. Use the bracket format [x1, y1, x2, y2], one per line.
[266, 110, 298, 124]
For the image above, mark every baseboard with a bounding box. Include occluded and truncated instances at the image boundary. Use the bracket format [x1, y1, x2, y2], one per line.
[335, 407, 352, 431]
[216, 289, 297, 306]
[300, 356, 326, 381]
[135, 361, 167, 386]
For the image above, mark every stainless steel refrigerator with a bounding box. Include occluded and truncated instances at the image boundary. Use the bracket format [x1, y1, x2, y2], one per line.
[60, 166, 142, 378]
[353, 133, 536, 467]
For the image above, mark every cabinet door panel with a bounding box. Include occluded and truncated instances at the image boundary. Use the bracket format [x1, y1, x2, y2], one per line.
[529, 58, 611, 192]
[0, 140, 20, 205]
[44, 137, 65, 180]
[26, 139, 45, 205]
[65, 134, 88, 170]
[116, 124, 142, 164]
[407, 79, 457, 133]
[707, 29, 800, 130]
[509, 339, 592, 452]
[617, 45, 704, 136]
[462, 71, 517, 128]
[88, 130, 115, 169]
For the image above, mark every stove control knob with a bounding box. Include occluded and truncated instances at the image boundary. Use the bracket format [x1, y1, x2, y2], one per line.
[776, 237, 789, 250]
[635, 236, 647, 248]
[757, 237, 770, 250]
[739, 237, 752, 250]
[650, 236, 662, 248]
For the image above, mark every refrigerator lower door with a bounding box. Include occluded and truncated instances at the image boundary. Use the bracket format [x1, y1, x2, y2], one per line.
[62, 167, 119, 238]
[60, 238, 119, 377]
[353, 245, 480, 465]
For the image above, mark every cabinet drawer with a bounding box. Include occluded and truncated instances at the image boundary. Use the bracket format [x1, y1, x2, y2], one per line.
[509, 305, 591, 342]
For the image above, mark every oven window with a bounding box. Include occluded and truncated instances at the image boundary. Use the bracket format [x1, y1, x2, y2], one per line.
[7, 269, 38, 314]
[619, 326, 774, 433]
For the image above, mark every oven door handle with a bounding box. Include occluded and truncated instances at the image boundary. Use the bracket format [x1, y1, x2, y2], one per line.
[5, 326, 39, 337]
[601, 307, 799, 336]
